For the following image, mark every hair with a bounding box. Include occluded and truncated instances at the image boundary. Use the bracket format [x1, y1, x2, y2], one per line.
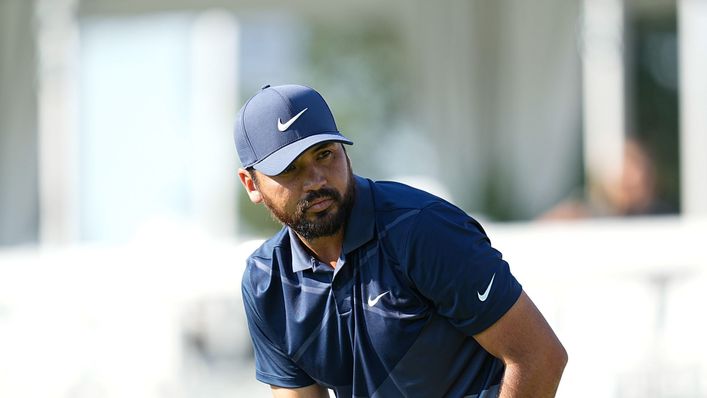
[246, 167, 258, 186]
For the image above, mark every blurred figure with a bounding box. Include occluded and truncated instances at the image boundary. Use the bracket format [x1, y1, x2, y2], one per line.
[541, 137, 670, 220]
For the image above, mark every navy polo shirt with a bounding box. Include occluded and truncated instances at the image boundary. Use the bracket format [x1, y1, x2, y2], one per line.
[241, 176, 522, 397]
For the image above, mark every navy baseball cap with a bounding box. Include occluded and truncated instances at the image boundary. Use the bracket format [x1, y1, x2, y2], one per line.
[234, 84, 353, 176]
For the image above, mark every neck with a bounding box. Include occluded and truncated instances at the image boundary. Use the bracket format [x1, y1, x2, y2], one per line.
[296, 229, 344, 268]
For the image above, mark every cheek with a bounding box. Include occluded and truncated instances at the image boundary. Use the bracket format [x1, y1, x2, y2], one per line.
[335, 156, 352, 188]
[267, 187, 299, 211]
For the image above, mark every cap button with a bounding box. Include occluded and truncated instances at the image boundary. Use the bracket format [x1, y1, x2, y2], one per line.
[261, 84, 271, 90]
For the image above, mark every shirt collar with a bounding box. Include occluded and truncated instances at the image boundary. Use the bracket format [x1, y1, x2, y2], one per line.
[289, 228, 315, 273]
[342, 175, 375, 254]
[289, 175, 375, 273]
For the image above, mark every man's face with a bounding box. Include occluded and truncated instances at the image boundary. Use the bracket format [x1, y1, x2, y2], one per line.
[240, 142, 355, 241]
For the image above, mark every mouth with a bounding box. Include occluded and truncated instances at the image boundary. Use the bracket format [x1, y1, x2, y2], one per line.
[306, 197, 335, 213]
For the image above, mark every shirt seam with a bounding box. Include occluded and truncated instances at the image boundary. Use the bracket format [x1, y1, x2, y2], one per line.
[399, 202, 448, 286]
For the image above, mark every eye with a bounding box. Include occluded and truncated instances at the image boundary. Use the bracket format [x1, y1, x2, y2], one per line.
[317, 150, 332, 160]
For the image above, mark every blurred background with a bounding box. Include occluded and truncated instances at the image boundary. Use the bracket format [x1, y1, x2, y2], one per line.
[1, 0, 706, 396]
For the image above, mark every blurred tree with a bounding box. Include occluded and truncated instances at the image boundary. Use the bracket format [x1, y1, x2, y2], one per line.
[628, 7, 680, 213]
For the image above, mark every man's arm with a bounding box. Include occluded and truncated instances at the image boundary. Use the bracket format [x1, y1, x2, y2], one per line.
[473, 291, 568, 397]
[270, 384, 329, 398]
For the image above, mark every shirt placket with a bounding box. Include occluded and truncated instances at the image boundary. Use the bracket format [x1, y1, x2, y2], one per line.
[331, 254, 353, 315]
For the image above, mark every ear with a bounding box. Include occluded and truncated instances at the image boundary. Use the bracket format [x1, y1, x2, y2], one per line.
[237, 168, 263, 204]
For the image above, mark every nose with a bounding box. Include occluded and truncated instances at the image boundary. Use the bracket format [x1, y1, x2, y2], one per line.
[302, 163, 327, 192]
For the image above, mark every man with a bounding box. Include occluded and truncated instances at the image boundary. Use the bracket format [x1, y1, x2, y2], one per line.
[234, 84, 567, 398]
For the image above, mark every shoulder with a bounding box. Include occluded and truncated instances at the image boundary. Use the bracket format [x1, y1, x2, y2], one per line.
[367, 179, 480, 236]
[241, 227, 290, 295]
[247, 227, 290, 262]
[368, 179, 443, 212]
[364, 180, 490, 267]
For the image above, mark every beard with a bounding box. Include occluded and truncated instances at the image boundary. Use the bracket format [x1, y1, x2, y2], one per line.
[260, 165, 355, 241]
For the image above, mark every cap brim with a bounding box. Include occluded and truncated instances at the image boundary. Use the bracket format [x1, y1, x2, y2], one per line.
[253, 133, 353, 176]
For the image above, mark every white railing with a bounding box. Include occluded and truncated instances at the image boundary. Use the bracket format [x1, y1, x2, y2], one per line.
[1, 216, 705, 397]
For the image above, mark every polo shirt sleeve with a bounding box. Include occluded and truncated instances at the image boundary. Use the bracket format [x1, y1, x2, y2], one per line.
[402, 202, 522, 336]
[241, 277, 316, 388]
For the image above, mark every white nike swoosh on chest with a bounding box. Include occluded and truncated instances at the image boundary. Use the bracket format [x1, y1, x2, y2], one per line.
[367, 291, 390, 307]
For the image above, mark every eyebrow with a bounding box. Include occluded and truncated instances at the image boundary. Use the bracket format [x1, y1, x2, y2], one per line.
[282, 142, 337, 173]
[310, 141, 336, 152]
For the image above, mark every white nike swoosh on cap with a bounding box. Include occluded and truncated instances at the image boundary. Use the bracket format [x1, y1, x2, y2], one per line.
[277, 108, 308, 132]
[367, 291, 389, 307]
[477, 273, 495, 302]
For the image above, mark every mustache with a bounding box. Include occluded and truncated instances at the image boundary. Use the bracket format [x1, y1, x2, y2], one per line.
[297, 188, 342, 213]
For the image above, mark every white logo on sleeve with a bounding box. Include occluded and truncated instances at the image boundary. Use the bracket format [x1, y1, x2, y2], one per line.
[277, 108, 308, 132]
[367, 291, 390, 307]
[477, 273, 496, 302]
